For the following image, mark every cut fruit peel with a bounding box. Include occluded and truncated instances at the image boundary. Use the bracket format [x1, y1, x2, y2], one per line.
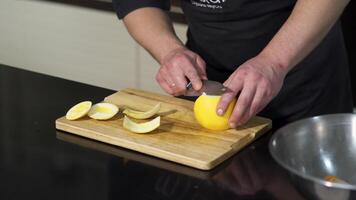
[123, 116, 160, 134]
[66, 101, 92, 120]
[123, 103, 161, 119]
[88, 103, 119, 120]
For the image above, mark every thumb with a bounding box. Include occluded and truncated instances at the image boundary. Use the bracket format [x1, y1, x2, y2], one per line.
[217, 90, 237, 116]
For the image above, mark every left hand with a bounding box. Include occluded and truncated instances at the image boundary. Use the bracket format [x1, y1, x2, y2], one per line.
[217, 53, 288, 128]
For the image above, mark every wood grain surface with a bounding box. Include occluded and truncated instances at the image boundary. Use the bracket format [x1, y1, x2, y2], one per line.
[55, 88, 272, 170]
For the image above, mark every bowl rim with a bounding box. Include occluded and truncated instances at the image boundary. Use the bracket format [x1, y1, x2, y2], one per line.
[269, 113, 356, 191]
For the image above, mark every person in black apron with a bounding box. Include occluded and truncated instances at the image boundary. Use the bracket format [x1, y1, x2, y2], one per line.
[113, 0, 353, 129]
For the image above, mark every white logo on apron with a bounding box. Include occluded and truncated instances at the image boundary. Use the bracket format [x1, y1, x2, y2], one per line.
[191, 0, 226, 9]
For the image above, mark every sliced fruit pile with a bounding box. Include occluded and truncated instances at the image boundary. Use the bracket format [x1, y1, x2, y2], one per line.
[65, 101, 161, 134]
[66, 101, 92, 120]
[123, 116, 160, 134]
[66, 101, 119, 121]
[88, 103, 119, 120]
[122, 103, 161, 134]
[123, 103, 160, 119]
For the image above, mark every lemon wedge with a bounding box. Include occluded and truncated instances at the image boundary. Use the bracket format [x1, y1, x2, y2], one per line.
[123, 116, 160, 133]
[194, 93, 236, 130]
[66, 101, 92, 120]
[88, 103, 119, 120]
[123, 103, 161, 119]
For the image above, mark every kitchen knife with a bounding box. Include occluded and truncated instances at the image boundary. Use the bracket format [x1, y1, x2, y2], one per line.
[185, 80, 227, 96]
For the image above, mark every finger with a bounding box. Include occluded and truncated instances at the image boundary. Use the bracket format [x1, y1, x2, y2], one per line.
[182, 66, 203, 91]
[184, 50, 207, 79]
[249, 86, 265, 117]
[238, 110, 253, 127]
[256, 99, 270, 114]
[229, 82, 256, 128]
[160, 67, 176, 88]
[238, 86, 262, 125]
[224, 67, 249, 87]
[217, 76, 243, 116]
[161, 79, 176, 96]
[223, 72, 235, 87]
[177, 57, 203, 91]
[196, 55, 208, 80]
[168, 63, 188, 95]
[216, 89, 238, 116]
[223, 68, 241, 87]
[156, 73, 174, 95]
[255, 82, 274, 114]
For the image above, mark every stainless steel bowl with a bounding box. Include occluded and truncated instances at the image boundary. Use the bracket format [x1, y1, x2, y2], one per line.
[269, 114, 356, 200]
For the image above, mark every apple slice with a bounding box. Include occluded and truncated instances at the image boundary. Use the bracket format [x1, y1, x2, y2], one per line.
[123, 103, 161, 119]
[123, 116, 160, 134]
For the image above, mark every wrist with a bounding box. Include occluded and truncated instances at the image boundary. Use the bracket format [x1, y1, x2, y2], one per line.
[259, 48, 291, 75]
[156, 39, 186, 65]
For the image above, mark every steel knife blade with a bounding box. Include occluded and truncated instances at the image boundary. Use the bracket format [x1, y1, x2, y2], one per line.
[184, 80, 226, 96]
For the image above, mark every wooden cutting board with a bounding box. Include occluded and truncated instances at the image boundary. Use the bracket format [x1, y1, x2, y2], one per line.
[55, 88, 272, 170]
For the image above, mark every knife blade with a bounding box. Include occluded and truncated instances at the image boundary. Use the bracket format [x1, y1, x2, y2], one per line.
[184, 80, 226, 96]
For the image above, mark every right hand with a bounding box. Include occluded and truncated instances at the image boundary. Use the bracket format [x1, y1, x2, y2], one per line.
[156, 47, 207, 96]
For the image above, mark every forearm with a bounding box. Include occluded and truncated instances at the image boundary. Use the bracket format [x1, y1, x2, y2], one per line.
[123, 7, 184, 64]
[261, 0, 350, 72]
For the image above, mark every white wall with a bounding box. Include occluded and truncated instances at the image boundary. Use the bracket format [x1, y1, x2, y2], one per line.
[0, 0, 187, 93]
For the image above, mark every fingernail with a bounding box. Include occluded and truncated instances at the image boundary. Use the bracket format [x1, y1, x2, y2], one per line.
[230, 122, 237, 128]
[217, 108, 224, 116]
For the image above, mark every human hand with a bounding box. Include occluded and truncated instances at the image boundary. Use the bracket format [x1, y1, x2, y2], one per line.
[217, 54, 288, 128]
[156, 47, 207, 96]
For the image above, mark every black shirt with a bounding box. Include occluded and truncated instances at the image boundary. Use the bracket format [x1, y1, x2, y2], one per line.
[113, 0, 353, 128]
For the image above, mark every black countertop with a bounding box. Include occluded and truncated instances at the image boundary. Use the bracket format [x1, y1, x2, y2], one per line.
[0, 64, 305, 200]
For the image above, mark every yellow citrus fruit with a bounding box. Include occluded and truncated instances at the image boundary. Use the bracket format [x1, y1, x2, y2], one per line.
[194, 94, 236, 131]
[88, 103, 119, 120]
[66, 101, 92, 120]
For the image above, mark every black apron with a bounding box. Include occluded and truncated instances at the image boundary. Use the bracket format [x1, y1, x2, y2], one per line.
[181, 0, 353, 128]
